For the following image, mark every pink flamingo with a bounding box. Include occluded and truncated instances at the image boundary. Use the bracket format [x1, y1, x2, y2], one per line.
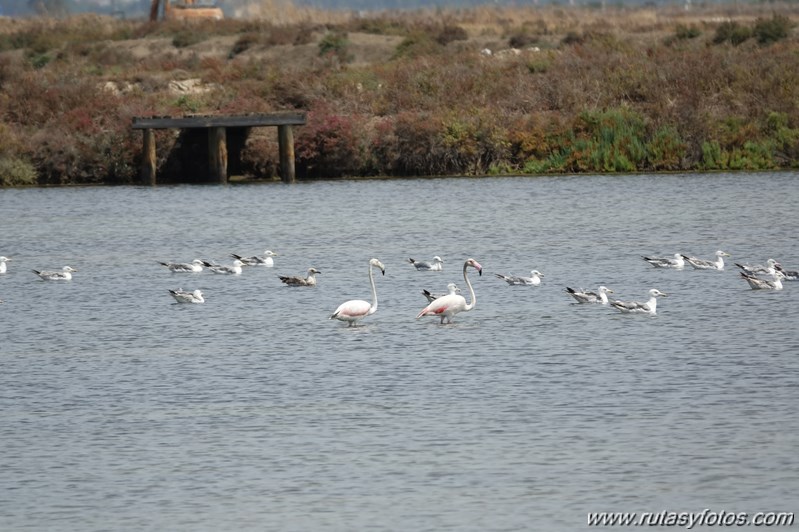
[330, 258, 385, 327]
[416, 258, 482, 324]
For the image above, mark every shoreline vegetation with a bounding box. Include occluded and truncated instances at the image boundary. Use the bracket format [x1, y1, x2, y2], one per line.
[1, 2, 798, 186]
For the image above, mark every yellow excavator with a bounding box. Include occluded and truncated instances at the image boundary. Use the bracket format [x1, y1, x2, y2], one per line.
[149, 0, 224, 22]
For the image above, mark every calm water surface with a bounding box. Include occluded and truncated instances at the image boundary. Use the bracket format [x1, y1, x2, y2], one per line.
[1, 173, 797, 531]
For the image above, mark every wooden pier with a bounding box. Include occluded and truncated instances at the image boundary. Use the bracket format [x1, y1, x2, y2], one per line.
[131, 112, 306, 185]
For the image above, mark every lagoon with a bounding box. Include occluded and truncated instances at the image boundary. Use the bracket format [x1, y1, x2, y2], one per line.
[1, 172, 797, 531]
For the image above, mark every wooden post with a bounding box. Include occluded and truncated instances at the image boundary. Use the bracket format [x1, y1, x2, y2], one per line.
[278, 124, 295, 183]
[133, 114, 305, 183]
[208, 126, 227, 184]
[141, 128, 156, 186]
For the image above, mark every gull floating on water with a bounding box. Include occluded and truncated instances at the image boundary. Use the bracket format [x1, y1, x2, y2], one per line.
[32, 266, 77, 281]
[681, 250, 730, 271]
[740, 271, 785, 290]
[495, 270, 543, 286]
[422, 282, 461, 303]
[168, 288, 205, 303]
[202, 260, 243, 275]
[158, 259, 204, 273]
[775, 263, 798, 281]
[231, 250, 277, 267]
[565, 285, 614, 304]
[735, 258, 778, 277]
[279, 267, 320, 287]
[0, 256, 11, 274]
[610, 288, 668, 315]
[642, 253, 685, 269]
[409, 256, 444, 271]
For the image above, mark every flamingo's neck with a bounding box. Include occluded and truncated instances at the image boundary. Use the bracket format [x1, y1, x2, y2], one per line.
[463, 262, 476, 311]
[368, 264, 378, 315]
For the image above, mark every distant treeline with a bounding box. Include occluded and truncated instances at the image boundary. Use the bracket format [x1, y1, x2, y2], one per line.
[0, 4, 798, 186]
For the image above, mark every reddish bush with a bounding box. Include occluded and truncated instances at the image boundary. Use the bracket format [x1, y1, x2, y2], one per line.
[295, 106, 368, 178]
[391, 112, 447, 176]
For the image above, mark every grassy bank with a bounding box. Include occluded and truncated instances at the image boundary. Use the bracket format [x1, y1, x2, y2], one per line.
[1, 3, 798, 185]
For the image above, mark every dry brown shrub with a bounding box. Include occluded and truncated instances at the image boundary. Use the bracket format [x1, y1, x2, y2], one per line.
[240, 129, 280, 179]
[2, 2, 799, 183]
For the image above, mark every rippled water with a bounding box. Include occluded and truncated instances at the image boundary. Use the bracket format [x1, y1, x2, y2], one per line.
[1, 173, 797, 531]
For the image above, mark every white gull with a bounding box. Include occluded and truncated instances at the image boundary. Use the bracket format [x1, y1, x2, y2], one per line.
[158, 259, 204, 273]
[735, 258, 778, 277]
[565, 285, 614, 304]
[740, 271, 785, 290]
[169, 288, 205, 303]
[409, 256, 444, 271]
[610, 288, 668, 315]
[642, 253, 685, 269]
[681, 250, 730, 270]
[231, 250, 277, 267]
[203, 260, 243, 275]
[495, 270, 543, 286]
[279, 268, 320, 287]
[32, 266, 77, 281]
